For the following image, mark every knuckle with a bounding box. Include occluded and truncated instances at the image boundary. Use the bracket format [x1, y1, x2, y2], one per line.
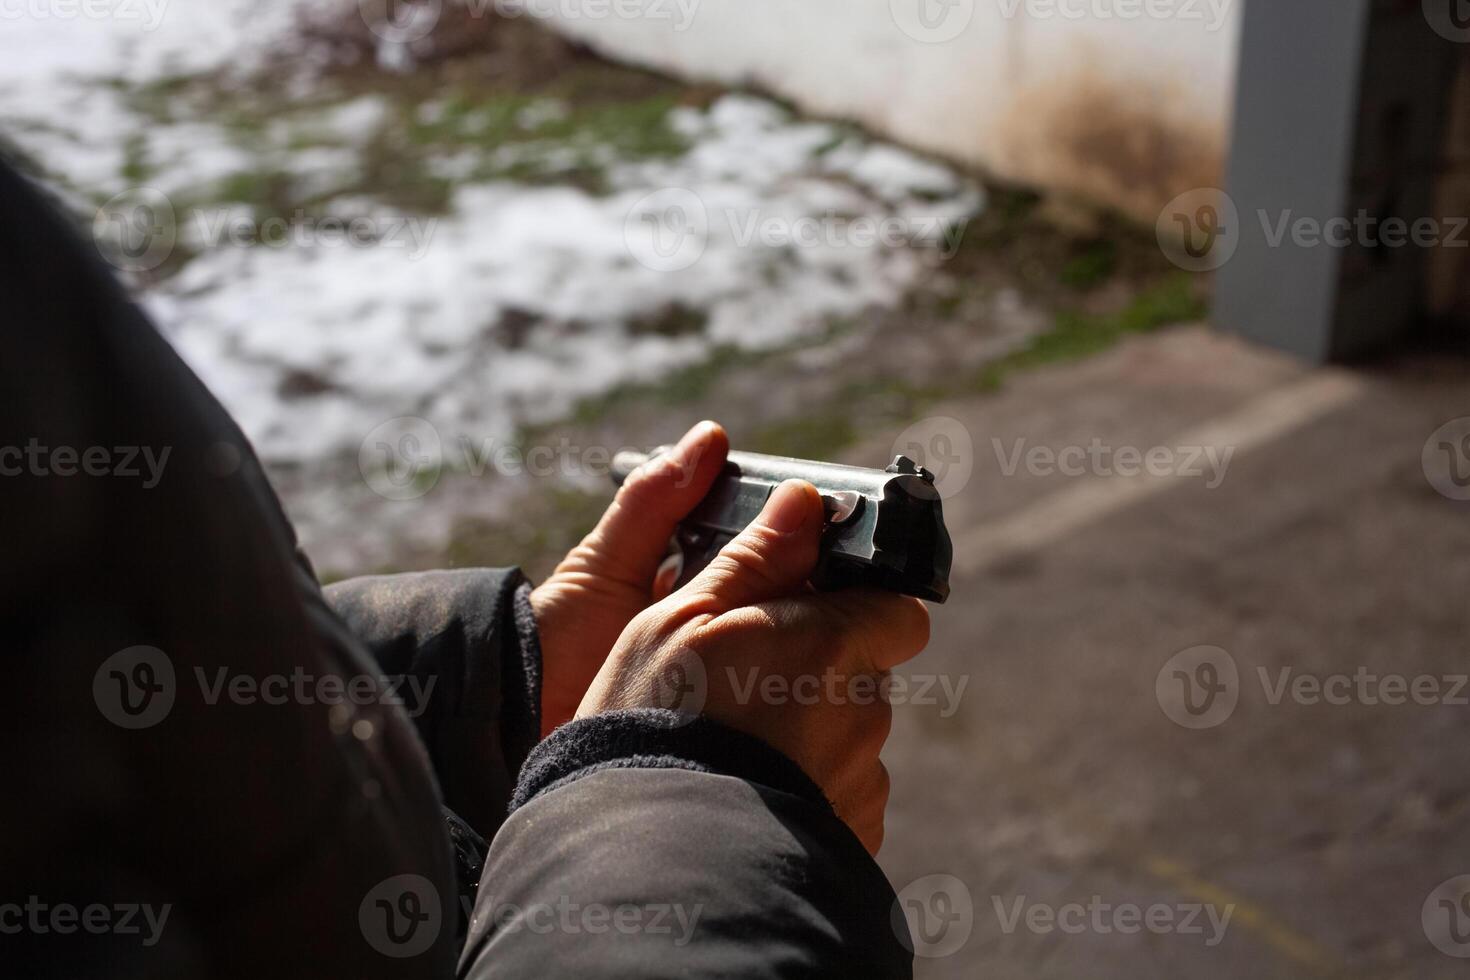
[697, 606, 768, 645]
[562, 538, 606, 572]
[628, 594, 705, 639]
[616, 461, 672, 510]
[709, 532, 784, 589]
[619, 609, 668, 652]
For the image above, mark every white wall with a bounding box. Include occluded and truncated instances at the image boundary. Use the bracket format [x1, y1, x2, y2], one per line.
[531, 0, 1241, 219]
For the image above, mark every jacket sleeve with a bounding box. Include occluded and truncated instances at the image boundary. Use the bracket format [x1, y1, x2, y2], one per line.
[323, 567, 544, 945]
[323, 568, 542, 842]
[458, 710, 914, 979]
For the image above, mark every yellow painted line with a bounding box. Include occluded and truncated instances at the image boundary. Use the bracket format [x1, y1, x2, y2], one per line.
[1144, 856, 1345, 976]
[953, 371, 1366, 575]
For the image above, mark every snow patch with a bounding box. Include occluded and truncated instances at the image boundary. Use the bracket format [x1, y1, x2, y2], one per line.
[3, 14, 984, 467]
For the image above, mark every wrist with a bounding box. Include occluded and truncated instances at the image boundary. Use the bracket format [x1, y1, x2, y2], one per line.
[529, 584, 601, 737]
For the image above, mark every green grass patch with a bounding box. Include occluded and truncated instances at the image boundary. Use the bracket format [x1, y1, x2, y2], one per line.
[98, 55, 691, 230]
[397, 89, 687, 193]
[1059, 240, 1117, 289]
[971, 273, 1204, 392]
[409, 91, 685, 157]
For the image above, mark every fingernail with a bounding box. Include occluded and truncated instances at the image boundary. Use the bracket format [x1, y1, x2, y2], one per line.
[761, 480, 816, 534]
[671, 420, 716, 464]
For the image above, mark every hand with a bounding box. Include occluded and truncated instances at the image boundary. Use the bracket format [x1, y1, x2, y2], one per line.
[531, 421, 730, 737]
[577, 480, 931, 855]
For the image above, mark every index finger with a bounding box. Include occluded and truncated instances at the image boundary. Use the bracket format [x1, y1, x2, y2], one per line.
[827, 591, 931, 674]
[582, 421, 729, 588]
[743, 589, 929, 675]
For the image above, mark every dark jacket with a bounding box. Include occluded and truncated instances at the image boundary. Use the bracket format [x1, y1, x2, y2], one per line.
[0, 154, 911, 978]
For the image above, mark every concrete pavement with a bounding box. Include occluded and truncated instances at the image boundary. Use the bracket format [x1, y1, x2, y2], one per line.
[865, 327, 1470, 979]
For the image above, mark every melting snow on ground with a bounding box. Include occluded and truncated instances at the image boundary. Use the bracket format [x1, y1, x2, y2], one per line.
[2, 2, 985, 464]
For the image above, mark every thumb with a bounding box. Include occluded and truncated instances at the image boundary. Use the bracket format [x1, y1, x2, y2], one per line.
[683, 480, 825, 613]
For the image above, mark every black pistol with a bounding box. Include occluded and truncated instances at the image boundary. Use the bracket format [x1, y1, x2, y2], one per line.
[610, 448, 952, 603]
